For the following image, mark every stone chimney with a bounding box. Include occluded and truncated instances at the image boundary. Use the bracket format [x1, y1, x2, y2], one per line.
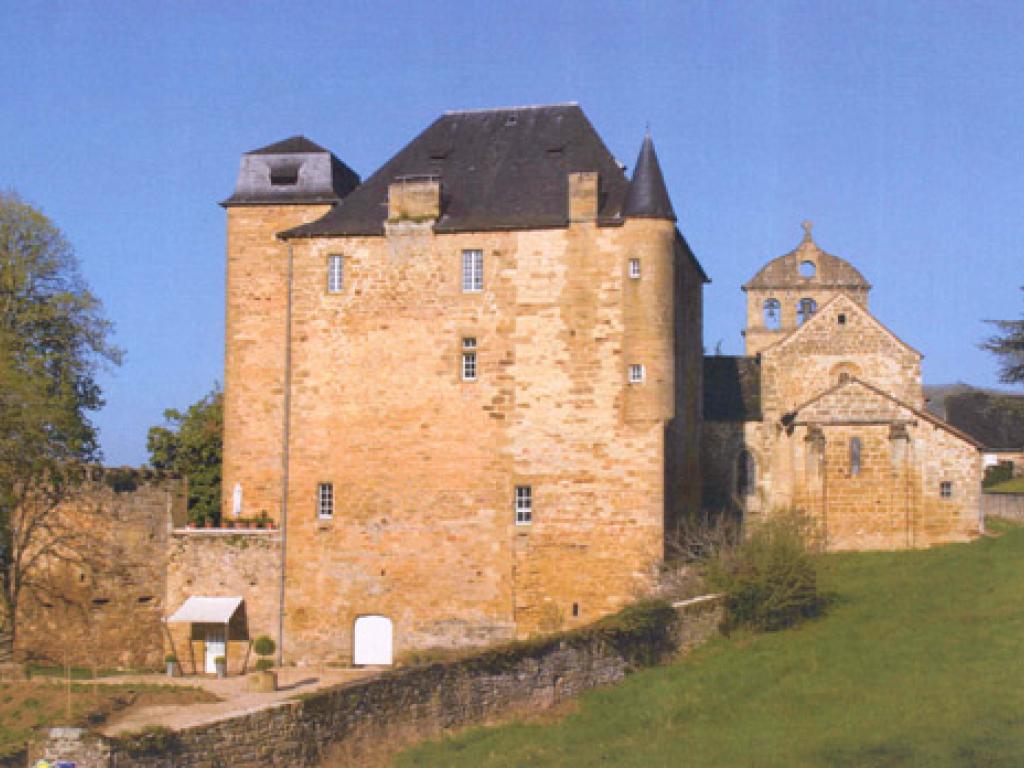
[568, 172, 599, 222]
[388, 175, 441, 222]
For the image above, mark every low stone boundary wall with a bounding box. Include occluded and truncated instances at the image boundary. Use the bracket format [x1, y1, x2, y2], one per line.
[25, 596, 721, 768]
[983, 492, 1024, 521]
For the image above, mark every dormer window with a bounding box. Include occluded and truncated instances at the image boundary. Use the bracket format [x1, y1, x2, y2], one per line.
[269, 163, 300, 186]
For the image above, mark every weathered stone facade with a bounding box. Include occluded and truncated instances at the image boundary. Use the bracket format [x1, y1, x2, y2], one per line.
[15, 471, 186, 669]
[703, 226, 982, 550]
[209, 106, 708, 665]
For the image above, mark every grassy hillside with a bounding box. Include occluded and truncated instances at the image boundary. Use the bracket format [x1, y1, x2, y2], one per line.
[395, 522, 1024, 767]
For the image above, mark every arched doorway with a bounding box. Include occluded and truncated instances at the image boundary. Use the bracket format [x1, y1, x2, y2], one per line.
[353, 615, 393, 666]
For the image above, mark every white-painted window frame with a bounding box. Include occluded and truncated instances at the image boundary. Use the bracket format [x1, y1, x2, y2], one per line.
[629, 258, 641, 279]
[461, 337, 477, 381]
[940, 481, 953, 498]
[317, 482, 334, 519]
[628, 363, 645, 384]
[327, 254, 344, 293]
[462, 249, 483, 293]
[515, 485, 532, 525]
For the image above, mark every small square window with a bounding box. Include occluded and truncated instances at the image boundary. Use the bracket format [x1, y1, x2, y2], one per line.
[629, 364, 645, 384]
[327, 255, 344, 293]
[462, 250, 483, 292]
[461, 337, 477, 381]
[515, 485, 532, 525]
[940, 481, 952, 499]
[629, 258, 641, 279]
[317, 482, 334, 519]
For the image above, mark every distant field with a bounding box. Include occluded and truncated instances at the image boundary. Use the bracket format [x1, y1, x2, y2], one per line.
[395, 521, 1024, 767]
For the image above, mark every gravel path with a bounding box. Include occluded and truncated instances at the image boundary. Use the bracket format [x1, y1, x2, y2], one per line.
[97, 666, 379, 736]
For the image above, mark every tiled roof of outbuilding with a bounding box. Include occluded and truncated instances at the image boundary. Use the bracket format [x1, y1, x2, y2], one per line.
[703, 356, 762, 421]
[283, 104, 633, 237]
[940, 390, 1024, 451]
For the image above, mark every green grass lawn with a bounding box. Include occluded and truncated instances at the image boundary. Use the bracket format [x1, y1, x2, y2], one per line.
[395, 521, 1024, 767]
[987, 476, 1024, 493]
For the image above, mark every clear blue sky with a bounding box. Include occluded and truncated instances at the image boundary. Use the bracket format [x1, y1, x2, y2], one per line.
[2, 1, 1022, 466]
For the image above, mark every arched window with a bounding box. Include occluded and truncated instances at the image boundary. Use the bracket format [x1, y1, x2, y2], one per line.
[829, 362, 861, 385]
[763, 298, 781, 330]
[850, 437, 862, 476]
[797, 297, 817, 325]
[737, 451, 756, 497]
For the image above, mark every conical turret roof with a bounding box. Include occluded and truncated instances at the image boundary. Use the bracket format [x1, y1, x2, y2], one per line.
[622, 133, 676, 221]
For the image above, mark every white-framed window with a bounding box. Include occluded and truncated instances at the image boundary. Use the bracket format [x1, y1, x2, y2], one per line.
[629, 364, 645, 384]
[327, 254, 344, 293]
[940, 481, 953, 498]
[462, 249, 483, 292]
[461, 337, 477, 381]
[317, 482, 334, 519]
[515, 485, 532, 525]
[629, 258, 641, 279]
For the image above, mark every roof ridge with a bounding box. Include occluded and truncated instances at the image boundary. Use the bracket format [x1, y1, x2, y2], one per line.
[442, 102, 580, 115]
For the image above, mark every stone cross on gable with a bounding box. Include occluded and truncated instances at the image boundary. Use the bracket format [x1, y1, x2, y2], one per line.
[802, 220, 814, 242]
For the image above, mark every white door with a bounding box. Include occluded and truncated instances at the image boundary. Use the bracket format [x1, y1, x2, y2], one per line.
[205, 627, 226, 673]
[353, 615, 393, 666]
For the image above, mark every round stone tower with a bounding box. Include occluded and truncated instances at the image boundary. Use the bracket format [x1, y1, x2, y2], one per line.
[741, 221, 871, 356]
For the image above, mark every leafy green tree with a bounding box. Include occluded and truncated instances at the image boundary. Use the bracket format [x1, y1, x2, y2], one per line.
[0, 191, 122, 658]
[982, 287, 1024, 387]
[147, 387, 222, 525]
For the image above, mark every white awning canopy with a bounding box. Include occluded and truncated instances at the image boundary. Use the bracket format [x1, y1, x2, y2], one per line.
[167, 596, 243, 624]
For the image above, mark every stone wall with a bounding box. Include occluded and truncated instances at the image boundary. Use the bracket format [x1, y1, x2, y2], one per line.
[15, 471, 186, 670]
[103, 597, 721, 768]
[165, 530, 281, 675]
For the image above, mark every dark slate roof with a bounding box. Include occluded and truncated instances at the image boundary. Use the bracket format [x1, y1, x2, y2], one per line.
[222, 136, 360, 207]
[247, 135, 332, 155]
[622, 134, 676, 221]
[940, 390, 1024, 451]
[704, 356, 762, 421]
[283, 104, 633, 237]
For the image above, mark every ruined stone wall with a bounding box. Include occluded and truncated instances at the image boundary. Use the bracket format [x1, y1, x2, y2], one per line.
[164, 531, 281, 675]
[270, 217, 677, 663]
[221, 203, 333, 523]
[15, 472, 186, 670]
[104, 598, 722, 768]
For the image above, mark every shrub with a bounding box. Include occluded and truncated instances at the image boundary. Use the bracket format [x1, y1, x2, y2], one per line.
[254, 658, 274, 671]
[252, 635, 276, 657]
[164, 653, 177, 664]
[707, 510, 824, 632]
[984, 461, 1015, 488]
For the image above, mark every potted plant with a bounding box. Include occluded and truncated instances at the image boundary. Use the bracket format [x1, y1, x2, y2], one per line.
[165, 653, 180, 678]
[248, 635, 277, 692]
[257, 511, 272, 529]
[214, 655, 227, 678]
